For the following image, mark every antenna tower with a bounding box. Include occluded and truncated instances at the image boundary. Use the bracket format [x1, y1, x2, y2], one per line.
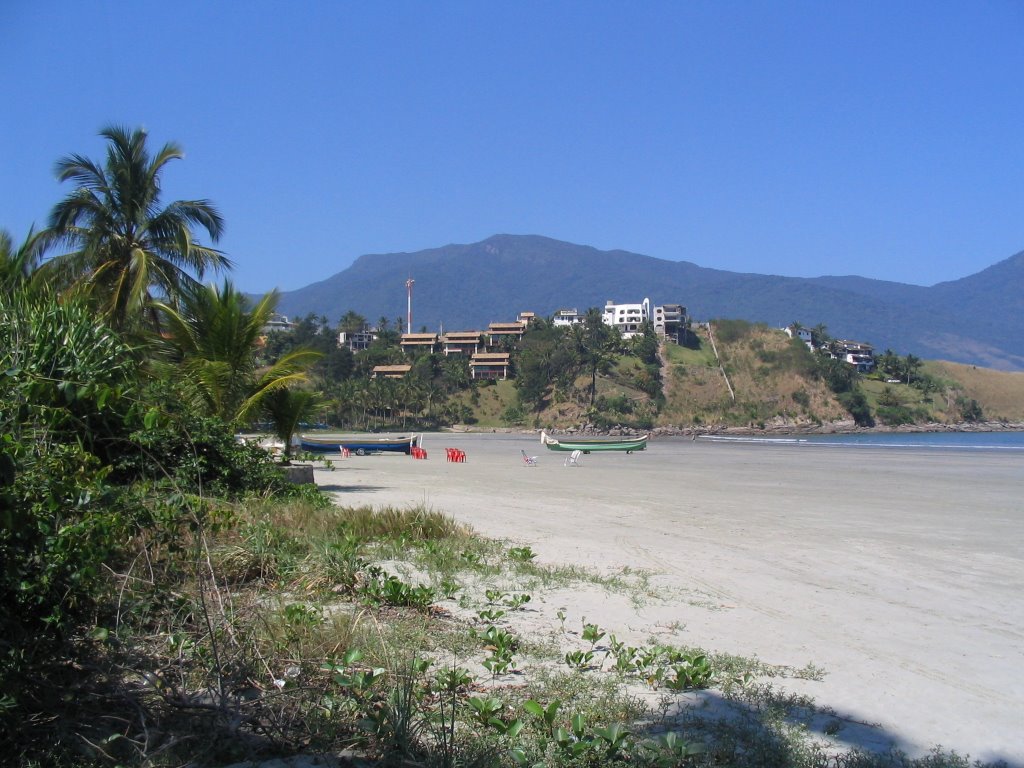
[405, 277, 415, 331]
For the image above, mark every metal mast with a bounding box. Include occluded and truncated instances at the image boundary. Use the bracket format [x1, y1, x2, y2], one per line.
[405, 277, 415, 331]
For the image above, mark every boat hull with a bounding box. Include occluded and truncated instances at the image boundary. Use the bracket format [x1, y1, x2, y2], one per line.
[539, 431, 648, 453]
[299, 434, 421, 455]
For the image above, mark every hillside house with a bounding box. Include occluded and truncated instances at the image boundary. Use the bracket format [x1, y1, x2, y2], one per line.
[469, 352, 511, 380]
[338, 329, 377, 352]
[831, 340, 876, 372]
[653, 303, 688, 343]
[602, 298, 651, 338]
[442, 331, 483, 356]
[552, 308, 583, 327]
[783, 326, 814, 351]
[400, 333, 439, 354]
[371, 364, 412, 379]
[599, 298, 692, 341]
[262, 313, 296, 334]
[486, 321, 527, 348]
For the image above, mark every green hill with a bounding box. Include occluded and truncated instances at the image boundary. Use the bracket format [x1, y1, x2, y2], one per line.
[499, 322, 1024, 431]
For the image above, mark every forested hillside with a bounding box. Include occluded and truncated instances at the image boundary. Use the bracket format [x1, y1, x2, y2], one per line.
[272, 234, 1024, 370]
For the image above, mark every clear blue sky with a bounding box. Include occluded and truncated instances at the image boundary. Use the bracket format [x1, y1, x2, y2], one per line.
[3, 1, 1022, 293]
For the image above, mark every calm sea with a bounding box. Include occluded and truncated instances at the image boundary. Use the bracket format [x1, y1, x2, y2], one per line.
[697, 431, 1024, 451]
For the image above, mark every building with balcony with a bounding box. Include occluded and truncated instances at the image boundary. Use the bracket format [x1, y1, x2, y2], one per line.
[338, 329, 377, 352]
[262, 313, 296, 334]
[442, 331, 483, 356]
[653, 303, 688, 343]
[602, 298, 650, 339]
[831, 340, 876, 372]
[371, 364, 412, 379]
[399, 333, 439, 354]
[469, 352, 511, 380]
[552, 308, 583, 327]
[486, 321, 527, 347]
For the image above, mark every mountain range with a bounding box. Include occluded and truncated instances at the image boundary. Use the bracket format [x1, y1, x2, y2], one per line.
[270, 234, 1024, 371]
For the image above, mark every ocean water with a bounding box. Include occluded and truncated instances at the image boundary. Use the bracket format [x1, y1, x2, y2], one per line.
[697, 430, 1024, 451]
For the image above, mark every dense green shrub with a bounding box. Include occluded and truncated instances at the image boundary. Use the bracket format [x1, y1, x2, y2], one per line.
[0, 292, 141, 461]
[115, 401, 294, 499]
[0, 439, 127, 639]
[957, 397, 983, 422]
[816, 356, 857, 394]
[875, 405, 917, 426]
[838, 390, 874, 427]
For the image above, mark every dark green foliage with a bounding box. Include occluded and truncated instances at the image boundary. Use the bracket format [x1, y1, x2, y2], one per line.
[515, 324, 581, 407]
[576, 308, 618, 406]
[629, 322, 660, 366]
[957, 397, 983, 422]
[838, 390, 874, 427]
[1, 439, 126, 638]
[265, 313, 354, 383]
[875, 405, 917, 426]
[816, 356, 857, 394]
[114, 400, 294, 498]
[877, 386, 902, 408]
[1, 292, 141, 462]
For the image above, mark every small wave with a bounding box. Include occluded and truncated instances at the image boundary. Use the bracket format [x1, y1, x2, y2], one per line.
[692, 432, 1024, 451]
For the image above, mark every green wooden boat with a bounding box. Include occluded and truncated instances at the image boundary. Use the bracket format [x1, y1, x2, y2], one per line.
[540, 430, 648, 454]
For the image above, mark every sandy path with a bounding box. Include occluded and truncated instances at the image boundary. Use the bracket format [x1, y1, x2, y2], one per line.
[315, 433, 1024, 765]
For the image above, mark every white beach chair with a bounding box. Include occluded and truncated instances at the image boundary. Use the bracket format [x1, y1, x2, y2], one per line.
[521, 449, 538, 466]
[564, 449, 582, 467]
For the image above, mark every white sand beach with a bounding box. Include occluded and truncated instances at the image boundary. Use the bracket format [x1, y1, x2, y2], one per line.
[314, 434, 1024, 765]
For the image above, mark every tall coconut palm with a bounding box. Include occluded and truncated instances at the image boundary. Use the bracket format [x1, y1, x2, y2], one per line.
[46, 125, 230, 329]
[156, 281, 321, 424]
[574, 308, 617, 406]
[338, 310, 368, 335]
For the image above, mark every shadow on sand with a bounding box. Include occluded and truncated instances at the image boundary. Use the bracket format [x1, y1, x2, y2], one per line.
[629, 686, 1016, 767]
[316, 484, 389, 494]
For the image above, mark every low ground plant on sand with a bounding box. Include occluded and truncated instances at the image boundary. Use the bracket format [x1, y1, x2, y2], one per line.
[35, 498, 1007, 768]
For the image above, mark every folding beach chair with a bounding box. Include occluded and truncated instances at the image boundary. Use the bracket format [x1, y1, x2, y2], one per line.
[521, 449, 538, 466]
[564, 449, 582, 467]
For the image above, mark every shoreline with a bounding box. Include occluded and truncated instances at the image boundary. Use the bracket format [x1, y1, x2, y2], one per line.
[315, 433, 1024, 765]
[446, 420, 1024, 437]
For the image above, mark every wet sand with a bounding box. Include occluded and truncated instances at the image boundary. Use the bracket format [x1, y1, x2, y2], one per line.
[315, 433, 1024, 764]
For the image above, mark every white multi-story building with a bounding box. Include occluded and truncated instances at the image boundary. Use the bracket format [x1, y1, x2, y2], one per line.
[552, 308, 583, 327]
[602, 298, 651, 339]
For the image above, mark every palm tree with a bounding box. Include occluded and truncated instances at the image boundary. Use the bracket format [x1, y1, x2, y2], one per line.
[338, 310, 367, 335]
[262, 387, 321, 463]
[0, 227, 46, 293]
[904, 354, 922, 386]
[810, 323, 830, 348]
[575, 308, 616, 406]
[156, 281, 321, 424]
[46, 125, 230, 329]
